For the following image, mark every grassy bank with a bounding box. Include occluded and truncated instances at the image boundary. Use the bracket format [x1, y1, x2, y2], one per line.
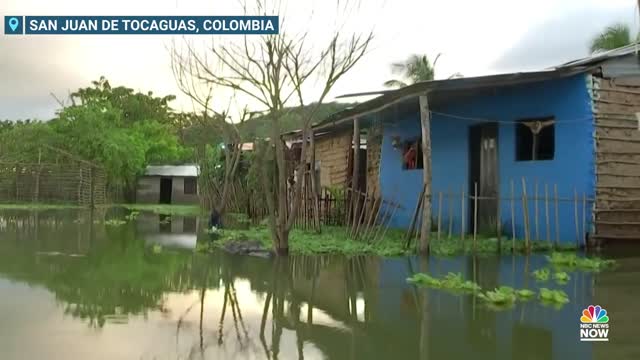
[0, 203, 83, 210]
[115, 204, 203, 216]
[198, 225, 579, 257]
[199, 225, 412, 257]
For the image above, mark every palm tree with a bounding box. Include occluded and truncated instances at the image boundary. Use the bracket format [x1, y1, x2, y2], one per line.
[384, 54, 441, 88]
[590, 23, 634, 53]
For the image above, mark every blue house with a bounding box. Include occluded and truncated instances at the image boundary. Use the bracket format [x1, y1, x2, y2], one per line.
[307, 45, 640, 246]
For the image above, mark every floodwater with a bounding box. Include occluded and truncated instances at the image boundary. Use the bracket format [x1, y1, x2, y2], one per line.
[0, 209, 638, 360]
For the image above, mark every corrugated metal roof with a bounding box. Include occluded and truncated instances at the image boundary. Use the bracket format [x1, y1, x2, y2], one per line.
[286, 44, 640, 136]
[144, 165, 199, 177]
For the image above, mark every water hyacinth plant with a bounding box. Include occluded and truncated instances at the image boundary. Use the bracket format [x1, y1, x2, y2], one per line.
[546, 252, 616, 271]
[532, 268, 550, 282]
[407, 272, 480, 293]
[539, 288, 570, 307]
[553, 271, 570, 285]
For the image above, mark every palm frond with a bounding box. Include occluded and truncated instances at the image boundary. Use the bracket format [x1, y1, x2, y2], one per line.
[590, 23, 632, 53]
[383, 79, 408, 88]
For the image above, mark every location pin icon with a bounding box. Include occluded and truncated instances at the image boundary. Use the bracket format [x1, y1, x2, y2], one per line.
[8, 17, 19, 32]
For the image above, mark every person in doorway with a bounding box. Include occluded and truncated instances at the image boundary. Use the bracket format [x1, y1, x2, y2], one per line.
[404, 142, 417, 169]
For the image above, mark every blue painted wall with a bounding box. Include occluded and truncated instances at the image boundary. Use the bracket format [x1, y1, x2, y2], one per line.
[377, 74, 595, 245]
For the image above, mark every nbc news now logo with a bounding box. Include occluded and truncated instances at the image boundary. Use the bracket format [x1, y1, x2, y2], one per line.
[580, 305, 609, 342]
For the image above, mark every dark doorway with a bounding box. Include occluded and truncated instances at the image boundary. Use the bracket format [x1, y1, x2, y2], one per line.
[469, 123, 499, 233]
[159, 177, 173, 204]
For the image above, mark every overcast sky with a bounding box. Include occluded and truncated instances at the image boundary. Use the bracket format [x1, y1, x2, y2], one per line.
[0, 0, 637, 120]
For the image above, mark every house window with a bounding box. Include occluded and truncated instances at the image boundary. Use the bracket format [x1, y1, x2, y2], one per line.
[402, 138, 423, 170]
[184, 177, 197, 195]
[515, 117, 555, 161]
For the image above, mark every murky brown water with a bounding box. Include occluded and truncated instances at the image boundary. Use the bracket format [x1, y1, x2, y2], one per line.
[0, 209, 638, 360]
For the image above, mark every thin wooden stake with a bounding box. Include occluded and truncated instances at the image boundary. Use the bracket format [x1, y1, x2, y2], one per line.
[545, 184, 551, 245]
[511, 179, 516, 253]
[496, 191, 502, 248]
[574, 188, 580, 248]
[473, 182, 478, 252]
[521, 178, 530, 253]
[461, 185, 466, 242]
[437, 192, 443, 241]
[534, 180, 539, 241]
[582, 192, 587, 248]
[554, 184, 560, 247]
[447, 188, 453, 239]
[406, 184, 426, 240]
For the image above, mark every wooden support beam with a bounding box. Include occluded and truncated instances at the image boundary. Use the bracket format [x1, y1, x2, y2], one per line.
[351, 117, 361, 222]
[419, 94, 433, 254]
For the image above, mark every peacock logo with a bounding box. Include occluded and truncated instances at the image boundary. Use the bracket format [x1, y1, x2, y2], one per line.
[580, 305, 609, 323]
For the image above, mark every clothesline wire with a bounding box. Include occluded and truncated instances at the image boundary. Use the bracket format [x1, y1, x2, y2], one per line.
[428, 110, 595, 125]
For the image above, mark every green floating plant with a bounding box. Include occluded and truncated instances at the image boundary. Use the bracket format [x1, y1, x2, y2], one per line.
[553, 271, 570, 285]
[152, 244, 163, 254]
[532, 268, 550, 282]
[407, 272, 480, 293]
[539, 288, 569, 307]
[546, 252, 616, 272]
[124, 211, 140, 221]
[104, 219, 127, 226]
[478, 287, 517, 309]
[515, 289, 536, 300]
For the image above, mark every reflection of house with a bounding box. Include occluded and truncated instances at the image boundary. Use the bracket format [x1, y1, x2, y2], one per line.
[136, 165, 199, 204]
[291, 45, 640, 244]
[137, 213, 199, 249]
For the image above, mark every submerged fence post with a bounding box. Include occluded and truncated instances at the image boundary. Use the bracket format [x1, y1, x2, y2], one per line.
[447, 188, 453, 239]
[545, 184, 551, 246]
[521, 177, 531, 253]
[461, 185, 466, 243]
[554, 184, 560, 247]
[473, 182, 478, 252]
[437, 192, 443, 241]
[534, 179, 539, 241]
[511, 179, 516, 253]
[574, 187, 580, 248]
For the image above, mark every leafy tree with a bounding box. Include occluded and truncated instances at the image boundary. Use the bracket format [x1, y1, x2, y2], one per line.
[590, 23, 636, 53]
[384, 54, 441, 88]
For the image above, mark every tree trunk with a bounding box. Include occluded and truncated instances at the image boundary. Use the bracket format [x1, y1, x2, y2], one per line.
[419, 94, 433, 254]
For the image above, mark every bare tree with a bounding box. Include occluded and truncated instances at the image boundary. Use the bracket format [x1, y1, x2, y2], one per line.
[171, 53, 246, 216]
[172, 0, 373, 254]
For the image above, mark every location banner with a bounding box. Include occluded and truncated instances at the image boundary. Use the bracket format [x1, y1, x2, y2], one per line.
[4, 16, 279, 35]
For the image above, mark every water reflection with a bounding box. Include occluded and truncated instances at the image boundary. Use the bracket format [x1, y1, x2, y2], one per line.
[0, 209, 637, 359]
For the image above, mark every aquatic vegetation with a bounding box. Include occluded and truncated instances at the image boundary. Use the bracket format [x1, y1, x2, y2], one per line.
[152, 244, 163, 254]
[478, 287, 517, 308]
[546, 252, 616, 271]
[539, 288, 569, 306]
[515, 289, 536, 300]
[205, 225, 410, 257]
[104, 219, 127, 226]
[115, 204, 202, 216]
[532, 268, 550, 282]
[124, 211, 140, 221]
[407, 272, 480, 293]
[553, 271, 570, 284]
[159, 216, 172, 225]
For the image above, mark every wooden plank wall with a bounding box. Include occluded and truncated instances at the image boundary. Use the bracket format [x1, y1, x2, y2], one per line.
[593, 75, 640, 240]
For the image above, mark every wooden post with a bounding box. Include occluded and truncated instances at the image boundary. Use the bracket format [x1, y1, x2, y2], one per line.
[521, 178, 530, 252]
[582, 192, 587, 248]
[545, 184, 551, 245]
[461, 185, 466, 242]
[534, 180, 539, 241]
[574, 187, 580, 248]
[437, 192, 443, 241]
[510, 179, 516, 253]
[351, 117, 361, 218]
[447, 188, 453, 239]
[496, 191, 502, 246]
[554, 184, 560, 247]
[473, 182, 478, 252]
[418, 94, 433, 254]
